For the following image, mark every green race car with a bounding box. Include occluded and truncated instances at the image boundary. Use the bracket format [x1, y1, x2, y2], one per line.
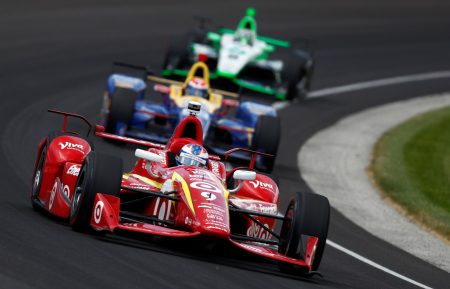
[162, 8, 315, 101]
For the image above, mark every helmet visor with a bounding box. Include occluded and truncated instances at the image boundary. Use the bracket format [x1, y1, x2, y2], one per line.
[178, 153, 207, 167]
[187, 86, 208, 98]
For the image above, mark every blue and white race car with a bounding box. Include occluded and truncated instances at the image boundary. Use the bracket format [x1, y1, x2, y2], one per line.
[101, 61, 281, 172]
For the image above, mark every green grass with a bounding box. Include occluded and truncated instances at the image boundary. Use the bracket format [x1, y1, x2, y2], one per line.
[371, 105, 450, 241]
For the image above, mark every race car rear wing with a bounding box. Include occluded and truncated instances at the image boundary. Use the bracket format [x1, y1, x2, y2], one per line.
[112, 61, 240, 98]
[48, 109, 164, 149]
[47, 109, 222, 159]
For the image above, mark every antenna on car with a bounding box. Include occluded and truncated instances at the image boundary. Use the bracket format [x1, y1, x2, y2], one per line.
[187, 101, 201, 116]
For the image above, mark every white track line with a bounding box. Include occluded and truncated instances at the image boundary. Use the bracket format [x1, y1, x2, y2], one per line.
[274, 70, 450, 287]
[309, 70, 450, 98]
[326, 240, 433, 289]
[272, 69, 450, 110]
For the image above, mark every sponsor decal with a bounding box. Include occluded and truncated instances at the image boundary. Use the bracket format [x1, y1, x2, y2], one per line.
[247, 222, 271, 240]
[230, 199, 277, 215]
[129, 184, 151, 190]
[190, 181, 221, 193]
[249, 180, 274, 191]
[94, 201, 104, 224]
[180, 152, 206, 165]
[239, 243, 265, 253]
[204, 219, 227, 228]
[184, 216, 192, 226]
[247, 203, 277, 215]
[205, 225, 228, 233]
[238, 243, 278, 258]
[201, 192, 216, 201]
[63, 185, 70, 199]
[59, 142, 84, 153]
[49, 180, 58, 209]
[201, 203, 227, 226]
[66, 165, 80, 176]
[210, 161, 220, 176]
[199, 202, 225, 213]
[206, 213, 223, 222]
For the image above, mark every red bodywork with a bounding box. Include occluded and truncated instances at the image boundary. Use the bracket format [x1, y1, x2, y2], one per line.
[33, 110, 318, 272]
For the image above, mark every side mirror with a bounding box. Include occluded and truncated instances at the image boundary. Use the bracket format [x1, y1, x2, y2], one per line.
[135, 149, 163, 163]
[233, 170, 256, 181]
[95, 125, 105, 133]
[229, 170, 256, 193]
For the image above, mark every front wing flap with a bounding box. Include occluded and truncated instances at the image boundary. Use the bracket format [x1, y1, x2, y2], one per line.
[229, 239, 311, 270]
[90, 193, 201, 237]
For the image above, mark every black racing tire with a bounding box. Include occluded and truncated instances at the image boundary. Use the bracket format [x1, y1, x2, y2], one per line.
[69, 151, 122, 232]
[283, 50, 314, 101]
[278, 191, 330, 274]
[252, 115, 281, 173]
[105, 87, 137, 134]
[162, 29, 207, 72]
[162, 41, 190, 72]
[30, 144, 47, 211]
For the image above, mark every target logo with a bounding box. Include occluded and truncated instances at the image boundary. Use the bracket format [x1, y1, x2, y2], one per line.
[63, 185, 70, 199]
[94, 201, 104, 224]
[190, 181, 221, 193]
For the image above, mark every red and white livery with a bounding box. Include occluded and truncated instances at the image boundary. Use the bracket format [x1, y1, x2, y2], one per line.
[31, 105, 330, 276]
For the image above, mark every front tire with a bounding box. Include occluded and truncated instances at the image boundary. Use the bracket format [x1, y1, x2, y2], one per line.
[283, 50, 314, 101]
[31, 145, 46, 211]
[252, 115, 281, 173]
[278, 191, 330, 274]
[69, 151, 123, 232]
[105, 87, 137, 134]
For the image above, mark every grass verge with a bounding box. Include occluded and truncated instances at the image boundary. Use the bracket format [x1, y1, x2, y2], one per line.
[370, 105, 450, 242]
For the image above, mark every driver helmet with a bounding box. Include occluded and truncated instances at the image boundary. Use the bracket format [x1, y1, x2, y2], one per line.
[235, 29, 253, 45]
[176, 144, 209, 167]
[186, 77, 209, 99]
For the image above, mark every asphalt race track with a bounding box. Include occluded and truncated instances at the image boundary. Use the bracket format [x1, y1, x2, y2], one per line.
[1, 1, 449, 288]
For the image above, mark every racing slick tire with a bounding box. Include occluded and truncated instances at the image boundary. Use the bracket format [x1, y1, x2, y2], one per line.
[69, 151, 122, 232]
[162, 29, 206, 72]
[31, 143, 47, 211]
[283, 50, 314, 101]
[105, 87, 137, 134]
[252, 115, 281, 173]
[278, 191, 330, 274]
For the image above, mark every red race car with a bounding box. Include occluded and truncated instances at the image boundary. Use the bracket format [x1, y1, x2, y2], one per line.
[31, 102, 330, 276]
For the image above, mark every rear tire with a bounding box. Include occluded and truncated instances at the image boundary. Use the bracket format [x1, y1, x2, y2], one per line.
[162, 29, 207, 72]
[278, 191, 330, 274]
[283, 50, 314, 101]
[105, 87, 137, 134]
[31, 145, 46, 211]
[252, 115, 281, 172]
[69, 151, 122, 232]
